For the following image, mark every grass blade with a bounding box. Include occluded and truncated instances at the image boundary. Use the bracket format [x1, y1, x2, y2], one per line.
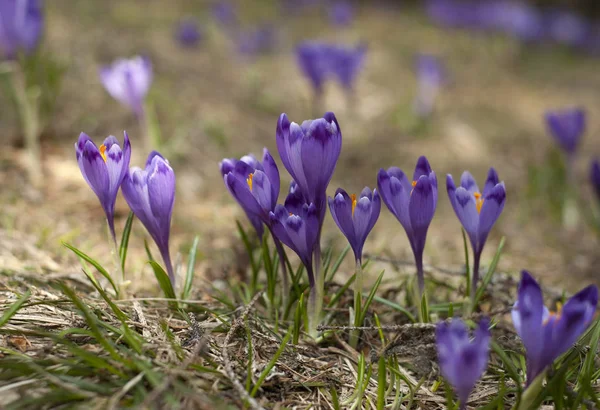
[473, 236, 506, 308]
[119, 211, 135, 273]
[148, 260, 177, 303]
[182, 235, 200, 301]
[63, 242, 119, 297]
[250, 329, 292, 397]
[0, 291, 31, 328]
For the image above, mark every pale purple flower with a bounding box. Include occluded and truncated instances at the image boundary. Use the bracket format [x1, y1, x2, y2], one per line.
[0, 0, 43, 59]
[545, 107, 586, 156]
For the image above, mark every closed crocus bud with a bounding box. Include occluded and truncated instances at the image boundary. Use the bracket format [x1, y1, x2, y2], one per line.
[512, 271, 598, 386]
[295, 42, 332, 95]
[591, 158, 600, 201]
[276, 112, 342, 223]
[414, 54, 445, 117]
[75, 132, 131, 242]
[99, 56, 153, 119]
[446, 168, 505, 295]
[328, 187, 380, 263]
[175, 18, 202, 48]
[330, 43, 367, 91]
[377, 156, 437, 293]
[436, 318, 491, 410]
[121, 151, 176, 285]
[329, 1, 353, 26]
[545, 107, 586, 156]
[0, 0, 43, 60]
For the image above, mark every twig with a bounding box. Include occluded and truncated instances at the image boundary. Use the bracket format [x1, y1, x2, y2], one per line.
[318, 323, 436, 332]
[221, 292, 265, 410]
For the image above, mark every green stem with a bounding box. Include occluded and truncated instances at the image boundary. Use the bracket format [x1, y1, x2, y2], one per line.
[307, 245, 324, 339]
[349, 258, 363, 348]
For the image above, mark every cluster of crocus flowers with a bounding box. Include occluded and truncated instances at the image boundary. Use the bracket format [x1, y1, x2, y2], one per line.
[377, 156, 437, 294]
[446, 168, 506, 301]
[0, 0, 43, 60]
[436, 318, 490, 410]
[413, 54, 444, 118]
[512, 270, 598, 386]
[75, 132, 177, 286]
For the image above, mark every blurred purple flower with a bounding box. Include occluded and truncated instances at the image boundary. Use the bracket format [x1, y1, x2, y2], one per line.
[99, 56, 153, 120]
[512, 271, 598, 385]
[269, 197, 319, 283]
[219, 149, 281, 239]
[545, 10, 589, 48]
[436, 318, 490, 409]
[276, 112, 342, 223]
[75, 132, 131, 242]
[377, 156, 437, 293]
[446, 168, 506, 294]
[212, 0, 236, 26]
[496, 2, 544, 42]
[414, 54, 444, 117]
[329, 1, 354, 26]
[545, 107, 586, 156]
[295, 42, 333, 94]
[425, 0, 480, 29]
[328, 187, 381, 263]
[237, 25, 277, 57]
[0, 0, 43, 59]
[121, 151, 176, 284]
[175, 18, 202, 48]
[591, 159, 600, 202]
[330, 43, 367, 91]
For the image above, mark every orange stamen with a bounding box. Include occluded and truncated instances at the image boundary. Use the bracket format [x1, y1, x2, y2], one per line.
[474, 192, 484, 214]
[99, 144, 107, 163]
[246, 173, 254, 191]
[543, 302, 563, 325]
[410, 180, 417, 195]
[351, 194, 357, 216]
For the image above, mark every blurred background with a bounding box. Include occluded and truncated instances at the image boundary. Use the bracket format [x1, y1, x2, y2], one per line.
[2, 0, 600, 293]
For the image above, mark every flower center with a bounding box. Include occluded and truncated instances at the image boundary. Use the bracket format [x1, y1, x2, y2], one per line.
[351, 194, 357, 216]
[411, 180, 417, 195]
[543, 302, 563, 326]
[99, 144, 107, 163]
[246, 173, 254, 191]
[474, 192, 484, 213]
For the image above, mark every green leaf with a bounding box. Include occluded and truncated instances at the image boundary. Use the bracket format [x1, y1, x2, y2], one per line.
[372, 296, 416, 323]
[0, 291, 31, 328]
[377, 355, 387, 410]
[326, 244, 350, 282]
[473, 236, 506, 309]
[358, 270, 385, 325]
[182, 235, 200, 301]
[148, 260, 177, 302]
[250, 328, 292, 397]
[119, 211, 135, 273]
[63, 242, 119, 297]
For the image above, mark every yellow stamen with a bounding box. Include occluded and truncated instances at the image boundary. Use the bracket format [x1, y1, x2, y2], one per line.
[99, 144, 107, 163]
[474, 192, 484, 214]
[246, 173, 254, 191]
[289, 212, 294, 216]
[411, 180, 417, 188]
[543, 302, 563, 326]
[351, 194, 357, 216]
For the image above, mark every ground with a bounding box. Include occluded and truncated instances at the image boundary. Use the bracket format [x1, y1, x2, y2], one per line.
[1, 1, 600, 409]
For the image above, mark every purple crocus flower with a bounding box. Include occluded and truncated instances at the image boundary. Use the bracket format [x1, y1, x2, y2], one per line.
[330, 43, 367, 91]
[99, 56, 153, 120]
[219, 149, 280, 239]
[276, 112, 342, 224]
[329, 1, 354, 26]
[295, 42, 332, 95]
[269, 197, 319, 284]
[237, 25, 277, 58]
[175, 18, 202, 48]
[377, 156, 437, 293]
[546, 10, 589, 48]
[591, 159, 600, 202]
[75, 132, 131, 242]
[414, 54, 445, 117]
[436, 318, 491, 410]
[545, 107, 586, 156]
[446, 168, 505, 296]
[0, 0, 43, 60]
[328, 187, 380, 263]
[512, 271, 598, 385]
[212, 0, 236, 26]
[121, 151, 176, 285]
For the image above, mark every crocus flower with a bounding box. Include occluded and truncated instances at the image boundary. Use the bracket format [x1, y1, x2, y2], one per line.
[219, 149, 280, 239]
[99, 56, 153, 120]
[295, 42, 332, 95]
[546, 10, 589, 48]
[121, 151, 176, 285]
[237, 25, 277, 58]
[377, 156, 437, 293]
[175, 18, 202, 48]
[328, 187, 380, 263]
[545, 107, 586, 156]
[212, 0, 236, 26]
[75, 132, 131, 242]
[446, 168, 506, 296]
[436, 318, 491, 410]
[0, 0, 43, 60]
[330, 44, 367, 91]
[512, 270, 598, 385]
[591, 159, 600, 202]
[414, 54, 445, 117]
[276, 112, 342, 223]
[329, 1, 354, 26]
